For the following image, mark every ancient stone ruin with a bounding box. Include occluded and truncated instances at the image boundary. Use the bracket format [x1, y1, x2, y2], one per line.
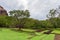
[0, 6, 8, 16]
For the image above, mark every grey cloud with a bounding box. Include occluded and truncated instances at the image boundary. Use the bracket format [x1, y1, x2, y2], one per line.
[0, 0, 60, 20]
[28, 0, 60, 20]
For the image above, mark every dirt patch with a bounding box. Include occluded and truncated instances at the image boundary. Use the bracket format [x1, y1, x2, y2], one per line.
[35, 29, 44, 32]
[44, 30, 53, 34]
[55, 34, 60, 40]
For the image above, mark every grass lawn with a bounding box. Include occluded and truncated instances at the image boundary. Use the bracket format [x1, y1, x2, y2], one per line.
[51, 28, 60, 34]
[0, 28, 55, 40]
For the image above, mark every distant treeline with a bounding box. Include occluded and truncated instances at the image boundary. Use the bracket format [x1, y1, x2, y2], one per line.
[0, 6, 60, 30]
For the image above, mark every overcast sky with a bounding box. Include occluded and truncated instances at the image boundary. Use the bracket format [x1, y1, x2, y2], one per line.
[0, 0, 60, 20]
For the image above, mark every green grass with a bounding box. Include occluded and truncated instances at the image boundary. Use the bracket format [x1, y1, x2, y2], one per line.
[0, 28, 55, 40]
[52, 28, 60, 34]
[31, 34, 55, 40]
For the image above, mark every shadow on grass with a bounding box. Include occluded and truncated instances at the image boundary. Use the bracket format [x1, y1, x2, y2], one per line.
[11, 29, 51, 40]
[27, 33, 51, 40]
[0, 28, 2, 31]
[10, 28, 36, 34]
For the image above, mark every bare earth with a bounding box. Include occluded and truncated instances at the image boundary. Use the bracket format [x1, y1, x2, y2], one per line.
[55, 34, 60, 40]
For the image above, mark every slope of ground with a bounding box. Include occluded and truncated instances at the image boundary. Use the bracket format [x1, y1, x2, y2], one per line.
[0, 28, 55, 40]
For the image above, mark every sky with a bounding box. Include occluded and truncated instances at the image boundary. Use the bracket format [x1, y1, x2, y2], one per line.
[0, 0, 60, 20]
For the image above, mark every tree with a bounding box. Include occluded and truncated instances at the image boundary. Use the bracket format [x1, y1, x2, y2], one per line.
[47, 9, 56, 18]
[5, 16, 18, 28]
[0, 15, 18, 28]
[23, 18, 35, 29]
[47, 6, 60, 28]
[9, 10, 30, 30]
[23, 18, 42, 29]
[9, 10, 30, 19]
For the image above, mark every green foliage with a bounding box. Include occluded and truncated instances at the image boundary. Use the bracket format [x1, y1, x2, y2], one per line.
[39, 20, 53, 29]
[47, 6, 60, 28]
[47, 9, 56, 18]
[0, 15, 18, 28]
[49, 18, 60, 28]
[0, 8, 60, 29]
[24, 18, 35, 29]
[9, 10, 30, 29]
[9, 10, 30, 19]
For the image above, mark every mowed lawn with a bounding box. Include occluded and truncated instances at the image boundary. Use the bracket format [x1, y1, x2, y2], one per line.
[52, 29, 60, 34]
[0, 28, 55, 40]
